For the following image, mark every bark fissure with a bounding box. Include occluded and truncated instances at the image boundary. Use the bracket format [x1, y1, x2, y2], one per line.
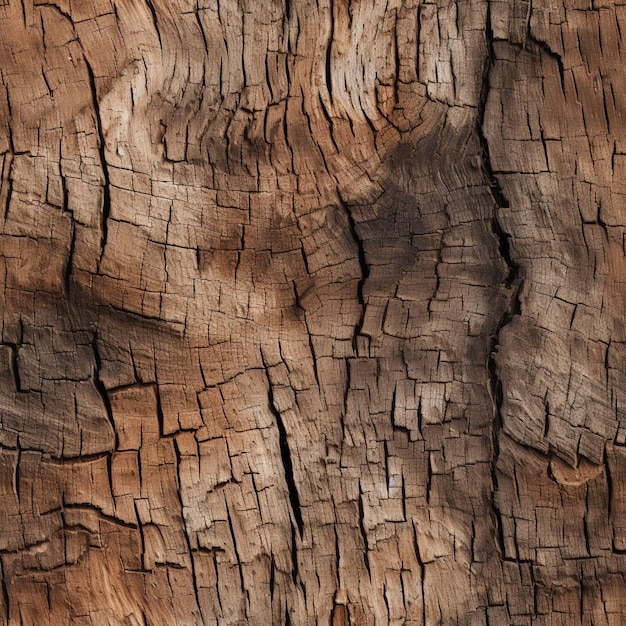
[265, 369, 304, 538]
[340, 198, 370, 353]
[144, 0, 162, 48]
[172, 437, 203, 621]
[1, 150, 13, 221]
[82, 58, 111, 269]
[412, 521, 427, 626]
[357, 483, 371, 577]
[1, 1, 624, 622]
[0, 557, 8, 623]
[91, 337, 116, 444]
[64, 223, 76, 295]
[56, 502, 139, 531]
[481, 2, 524, 570]
[226, 499, 246, 597]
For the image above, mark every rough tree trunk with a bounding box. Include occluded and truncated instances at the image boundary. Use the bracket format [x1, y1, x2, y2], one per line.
[0, 0, 625, 624]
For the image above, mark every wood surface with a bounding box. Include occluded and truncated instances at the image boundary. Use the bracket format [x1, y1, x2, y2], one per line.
[1, 0, 625, 623]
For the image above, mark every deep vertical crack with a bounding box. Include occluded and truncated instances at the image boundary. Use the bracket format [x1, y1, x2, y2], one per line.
[480, 3, 523, 562]
[91, 335, 116, 449]
[6, 319, 24, 393]
[144, 0, 163, 48]
[225, 499, 246, 594]
[173, 437, 203, 622]
[357, 482, 371, 577]
[412, 521, 427, 626]
[1, 149, 13, 221]
[340, 198, 370, 353]
[83, 58, 111, 270]
[263, 360, 304, 538]
[326, 0, 334, 101]
[64, 223, 76, 295]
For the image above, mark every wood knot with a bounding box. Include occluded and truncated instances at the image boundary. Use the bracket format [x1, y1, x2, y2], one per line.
[549, 455, 604, 487]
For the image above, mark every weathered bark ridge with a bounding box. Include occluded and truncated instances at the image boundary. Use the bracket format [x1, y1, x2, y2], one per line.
[1, 0, 626, 624]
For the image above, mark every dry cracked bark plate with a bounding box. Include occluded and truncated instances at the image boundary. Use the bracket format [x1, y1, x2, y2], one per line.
[0, 0, 625, 624]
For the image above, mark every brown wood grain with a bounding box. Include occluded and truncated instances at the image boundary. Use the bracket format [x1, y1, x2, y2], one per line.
[1, 0, 625, 623]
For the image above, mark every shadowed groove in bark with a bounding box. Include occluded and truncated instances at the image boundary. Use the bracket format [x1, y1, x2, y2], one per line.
[481, 1, 524, 565]
[226, 499, 246, 597]
[172, 437, 203, 621]
[411, 520, 427, 626]
[6, 319, 24, 394]
[357, 482, 371, 577]
[0, 557, 8, 622]
[144, 0, 163, 48]
[340, 197, 370, 352]
[83, 58, 111, 269]
[265, 367, 304, 538]
[64, 224, 76, 295]
[1, 150, 13, 221]
[2, 0, 625, 621]
[91, 336, 116, 447]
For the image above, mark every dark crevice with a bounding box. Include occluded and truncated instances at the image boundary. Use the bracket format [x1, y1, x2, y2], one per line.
[133, 501, 147, 570]
[37, 2, 73, 25]
[277, 408, 304, 537]
[383, 441, 390, 485]
[6, 319, 24, 393]
[269, 553, 276, 598]
[425, 453, 433, 505]
[357, 483, 371, 577]
[194, 10, 208, 55]
[83, 59, 111, 270]
[304, 325, 320, 389]
[60, 502, 138, 530]
[326, 0, 334, 101]
[173, 438, 203, 622]
[412, 521, 426, 626]
[382, 583, 391, 621]
[212, 551, 223, 612]
[7, 342, 22, 393]
[289, 521, 299, 584]
[12, 449, 20, 503]
[583, 486, 592, 558]
[0, 555, 9, 622]
[543, 399, 551, 438]
[144, 0, 162, 48]
[487, 335, 508, 561]
[58, 157, 70, 211]
[526, 32, 565, 95]
[417, 396, 423, 439]
[333, 524, 341, 588]
[225, 500, 246, 594]
[64, 223, 76, 295]
[341, 360, 351, 441]
[106, 453, 114, 506]
[428, 238, 443, 317]
[482, 3, 526, 568]
[264, 365, 304, 538]
[91, 336, 116, 448]
[1, 150, 14, 221]
[155, 386, 166, 437]
[391, 387, 414, 439]
[491, 218, 518, 289]
[605, 455, 613, 520]
[340, 198, 370, 352]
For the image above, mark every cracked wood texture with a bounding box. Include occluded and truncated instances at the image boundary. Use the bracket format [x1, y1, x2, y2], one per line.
[1, 0, 626, 624]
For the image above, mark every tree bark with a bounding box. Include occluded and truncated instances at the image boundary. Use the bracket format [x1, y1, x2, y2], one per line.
[1, 0, 625, 624]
